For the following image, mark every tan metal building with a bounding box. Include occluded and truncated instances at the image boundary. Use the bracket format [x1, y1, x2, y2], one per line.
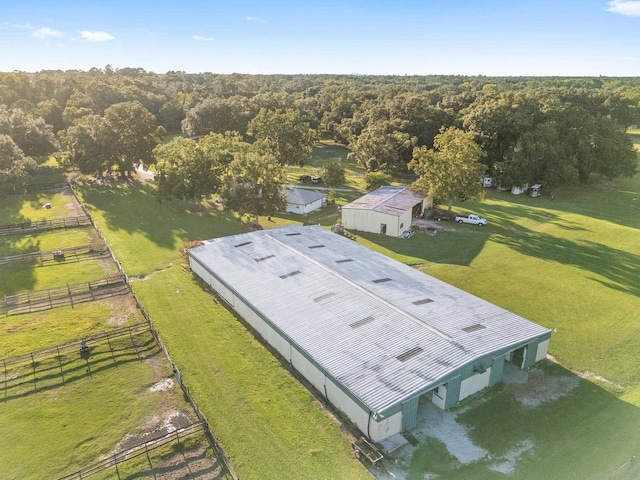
[341, 186, 430, 237]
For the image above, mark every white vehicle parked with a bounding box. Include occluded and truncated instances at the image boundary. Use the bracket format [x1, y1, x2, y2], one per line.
[455, 214, 487, 226]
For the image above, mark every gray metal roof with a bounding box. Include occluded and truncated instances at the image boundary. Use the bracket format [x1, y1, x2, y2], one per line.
[342, 186, 425, 216]
[189, 225, 551, 415]
[286, 188, 327, 206]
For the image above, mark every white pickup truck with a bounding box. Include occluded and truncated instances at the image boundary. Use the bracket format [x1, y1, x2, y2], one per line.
[455, 214, 487, 226]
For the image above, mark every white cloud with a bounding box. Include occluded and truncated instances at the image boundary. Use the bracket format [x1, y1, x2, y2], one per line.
[606, 0, 640, 16]
[33, 27, 63, 39]
[245, 16, 266, 23]
[12, 23, 34, 29]
[79, 30, 115, 42]
[192, 34, 214, 41]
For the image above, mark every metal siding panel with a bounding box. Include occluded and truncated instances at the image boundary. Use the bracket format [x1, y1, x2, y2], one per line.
[401, 397, 420, 431]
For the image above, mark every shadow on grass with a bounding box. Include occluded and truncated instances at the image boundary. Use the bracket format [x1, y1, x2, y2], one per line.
[406, 362, 640, 480]
[493, 231, 640, 297]
[482, 173, 640, 231]
[455, 362, 640, 480]
[76, 180, 247, 249]
[355, 228, 492, 267]
[3, 335, 159, 402]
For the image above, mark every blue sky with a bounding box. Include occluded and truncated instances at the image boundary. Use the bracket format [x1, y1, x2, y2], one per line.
[1, 0, 639, 76]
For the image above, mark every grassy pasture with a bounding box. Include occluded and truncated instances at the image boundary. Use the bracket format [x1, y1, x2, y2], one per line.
[0, 330, 194, 480]
[0, 255, 118, 296]
[0, 189, 83, 225]
[70, 158, 640, 478]
[0, 181, 203, 480]
[286, 140, 368, 191]
[0, 300, 141, 357]
[0, 228, 95, 257]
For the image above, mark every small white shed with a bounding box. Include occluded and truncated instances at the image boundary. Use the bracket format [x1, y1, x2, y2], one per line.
[511, 184, 529, 195]
[530, 184, 542, 198]
[285, 188, 327, 215]
[341, 186, 430, 237]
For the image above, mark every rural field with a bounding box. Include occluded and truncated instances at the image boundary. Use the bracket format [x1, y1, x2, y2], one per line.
[0, 184, 230, 479]
[64, 139, 640, 479]
[2, 138, 638, 479]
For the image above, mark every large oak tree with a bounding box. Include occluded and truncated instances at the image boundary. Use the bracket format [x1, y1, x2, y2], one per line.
[220, 149, 287, 224]
[409, 127, 486, 211]
[247, 108, 317, 166]
[65, 101, 163, 178]
[154, 132, 245, 202]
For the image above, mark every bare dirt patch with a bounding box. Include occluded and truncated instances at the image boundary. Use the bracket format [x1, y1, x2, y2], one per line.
[110, 410, 192, 455]
[102, 295, 142, 326]
[504, 367, 580, 408]
[150, 378, 175, 392]
[489, 438, 535, 475]
[380, 364, 583, 479]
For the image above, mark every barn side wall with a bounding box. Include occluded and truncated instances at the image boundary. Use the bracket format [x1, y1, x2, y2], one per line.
[342, 208, 399, 236]
[189, 253, 402, 440]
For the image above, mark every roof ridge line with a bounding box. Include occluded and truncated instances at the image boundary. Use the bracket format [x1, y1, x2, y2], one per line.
[266, 227, 454, 346]
[367, 186, 407, 211]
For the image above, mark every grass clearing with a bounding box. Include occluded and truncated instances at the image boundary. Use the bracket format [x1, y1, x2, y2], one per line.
[0, 228, 95, 257]
[0, 331, 193, 480]
[132, 265, 369, 480]
[70, 160, 640, 477]
[0, 189, 83, 224]
[286, 141, 368, 191]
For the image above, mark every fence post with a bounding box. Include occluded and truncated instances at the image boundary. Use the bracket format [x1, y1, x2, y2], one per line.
[31, 352, 37, 390]
[56, 345, 65, 385]
[3, 358, 7, 401]
[67, 283, 74, 309]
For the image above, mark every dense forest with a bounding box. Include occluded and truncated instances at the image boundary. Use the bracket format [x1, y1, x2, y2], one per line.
[1, 67, 638, 203]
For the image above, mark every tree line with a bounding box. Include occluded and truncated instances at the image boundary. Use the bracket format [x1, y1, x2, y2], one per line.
[1, 68, 638, 214]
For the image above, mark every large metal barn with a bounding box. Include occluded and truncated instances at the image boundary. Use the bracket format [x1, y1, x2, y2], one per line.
[188, 225, 551, 442]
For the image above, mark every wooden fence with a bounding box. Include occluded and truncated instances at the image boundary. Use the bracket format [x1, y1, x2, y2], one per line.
[66, 180, 238, 480]
[24, 182, 70, 193]
[0, 242, 107, 267]
[57, 422, 212, 480]
[0, 275, 128, 315]
[0, 215, 91, 236]
[2, 323, 152, 402]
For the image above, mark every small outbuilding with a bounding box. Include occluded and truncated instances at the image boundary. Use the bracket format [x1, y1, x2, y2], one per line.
[188, 225, 551, 443]
[341, 186, 430, 237]
[285, 188, 327, 215]
[530, 184, 542, 198]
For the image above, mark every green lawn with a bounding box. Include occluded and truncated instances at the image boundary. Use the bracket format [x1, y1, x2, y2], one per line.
[0, 184, 201, 480]
[0, 190, 82, 225]
[64, 138, 640, 479]
[0, 300, 142, 358]
[0, 331, 192, 480]
[0, 228, 95, 257]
